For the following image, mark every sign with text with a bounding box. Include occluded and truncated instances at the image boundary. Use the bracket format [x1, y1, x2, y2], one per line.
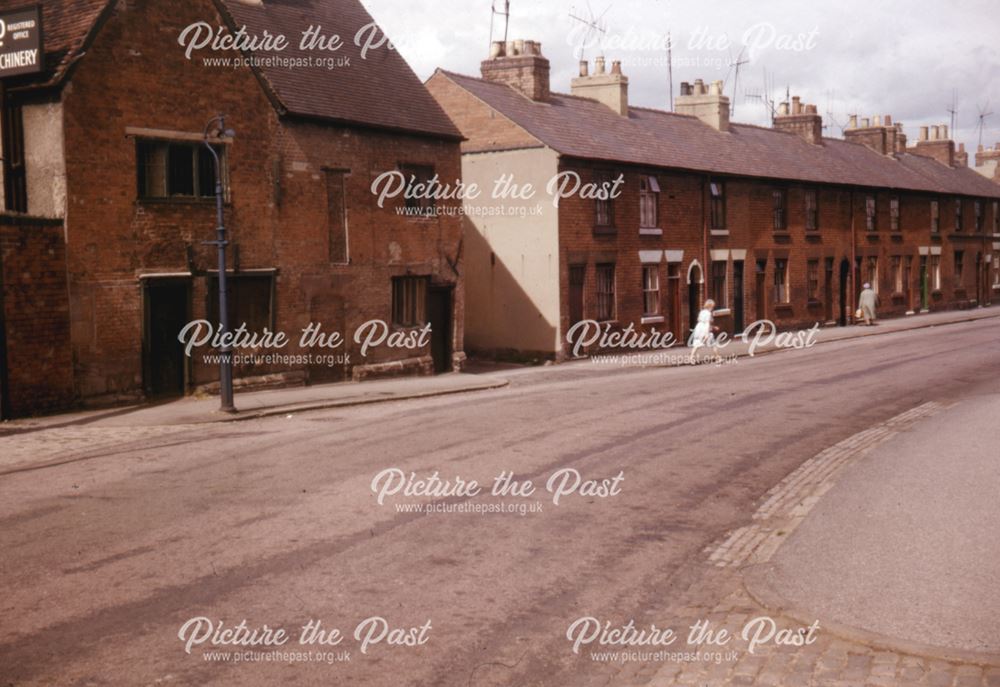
[0, 6, 42, 78]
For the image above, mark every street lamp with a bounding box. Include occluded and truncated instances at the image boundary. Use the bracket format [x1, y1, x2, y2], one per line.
[203, 114, 237, 413]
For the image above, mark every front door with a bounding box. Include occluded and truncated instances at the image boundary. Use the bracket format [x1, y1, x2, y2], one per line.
[687, 264, 702, 337]
[667, 264, 681, 343]
[838, 259, 850, 326]
[732, 260, 744, 332]
[145, 281, 190, 397]
[427, 287, 452, 374]
[568, 265, 585, 328]
[755, 259, 767, 322]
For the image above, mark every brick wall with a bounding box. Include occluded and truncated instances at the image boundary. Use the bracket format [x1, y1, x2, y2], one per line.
[55, 0, 463, 404]
[0, 215, 74, 418]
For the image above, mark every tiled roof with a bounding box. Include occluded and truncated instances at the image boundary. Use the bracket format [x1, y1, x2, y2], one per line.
[0, 0, 111, 90]
[221, 0, 462, 139]
[438, 70, 1000, 198]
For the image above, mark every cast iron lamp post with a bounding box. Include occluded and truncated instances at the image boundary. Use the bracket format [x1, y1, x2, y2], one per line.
[203, 114, 237, 413]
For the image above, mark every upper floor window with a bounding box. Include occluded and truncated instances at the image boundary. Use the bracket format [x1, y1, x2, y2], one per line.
[772, 190, 786, 231]
[974, 200, 983, 232]
[930, 200, 940, 233]
[400, 164, 436, 216]
[639, 175, 660, 229]
[954, 198, 963, 231]
[865, 194, 877, 231]
[137, 138, 224, 200]
[804, 189, 818, 231]
[2, 100, 27, 212]
[889, 197, 900, 232]
[594, 171, 615, 230]
[709, 180, 726, 230]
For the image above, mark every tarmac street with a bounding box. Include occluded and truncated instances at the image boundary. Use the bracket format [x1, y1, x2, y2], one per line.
[1, 316, 999, 686]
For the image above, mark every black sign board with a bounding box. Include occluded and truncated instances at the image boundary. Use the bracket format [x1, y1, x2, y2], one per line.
[0, 5, 42, 78]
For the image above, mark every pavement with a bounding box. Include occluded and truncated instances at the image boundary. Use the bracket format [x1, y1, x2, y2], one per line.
[747, 392, 1000, 661]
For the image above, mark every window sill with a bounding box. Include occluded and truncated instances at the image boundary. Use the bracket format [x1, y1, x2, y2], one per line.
[639, 227, 663, 236]
[709, 229, 729, 237]
[807, 299, 822, 307]
[641, 315, 665, 324]
[593, 227, 617, 236]
[136, 197, 218, 206]
[774, 303, 793, 311]
[712, 308, 731, 317]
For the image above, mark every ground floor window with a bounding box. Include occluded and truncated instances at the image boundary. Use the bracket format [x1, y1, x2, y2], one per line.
[807, 259, 820, 302]
[891, 256, 902, 293]
[866, 256, 879, 292]
[773, 258, 789, 304]
[392, 276, 428, 327]
[930, 255, 941, 291]
[596, 263, 616, 321]
[710, 261, 727, 308]
[642, 265, 660, 316]
[954, 250, 964, 287]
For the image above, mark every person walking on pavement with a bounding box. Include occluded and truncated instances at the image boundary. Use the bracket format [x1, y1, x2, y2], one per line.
[688, 298, 717, 362]
[858, 283, 878, 325]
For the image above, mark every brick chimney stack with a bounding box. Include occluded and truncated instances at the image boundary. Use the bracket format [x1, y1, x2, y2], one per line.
[908, 123, 956, 166]
[675, 79, 730, 131]
[974, 142, 1000, 183]
[480, 39, 550, 101]
[844, 113, 901, 156]
[773, 95, 823, 145]
[570, 55, 629, 116]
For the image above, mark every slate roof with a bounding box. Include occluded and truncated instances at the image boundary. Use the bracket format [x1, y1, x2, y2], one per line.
[438, 69, 1000, 198]
[0, 0, 461, 140]
[221, 0, 462, 139]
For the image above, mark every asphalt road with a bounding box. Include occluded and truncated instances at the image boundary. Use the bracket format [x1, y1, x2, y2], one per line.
[2, 317, 998, 686]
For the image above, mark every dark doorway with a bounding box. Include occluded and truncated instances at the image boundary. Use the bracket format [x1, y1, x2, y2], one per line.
[903, 256, 913, 312]
[824, 258, 834, 322]
[919, 256, 929, 311]
[754, 259, 767, 322]
[687, 264, 702, 336]
[145, 281, 190, 397]
[975, 252, 983, 306]
[427, 287, 452, 374]
[667, 263, 681, 341]
[568, 265, 585, 328]
[732, 260, 745, 332]
[838, 259, 850, 326]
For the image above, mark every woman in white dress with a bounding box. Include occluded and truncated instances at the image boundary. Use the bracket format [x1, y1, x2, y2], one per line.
[688, 298, 716, 362]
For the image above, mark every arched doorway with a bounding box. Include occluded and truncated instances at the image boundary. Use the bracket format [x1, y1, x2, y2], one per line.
[838, 258, 850, 326]
[687, 261, 703, 336]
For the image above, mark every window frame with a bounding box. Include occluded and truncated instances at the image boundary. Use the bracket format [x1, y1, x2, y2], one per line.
[891, 255, 903, 293]
[807, 259, 820, 302]
[954, 197, 963, 232]
[595, 263, 616, 321]
[709, 180, 726, 230]
[639, 175, 660, 229]
[594, 170, 616, 231]
[930, 200, 940, 233]
[974, 200, 983, 233]
[773, 258, 789, 305]
[804, 189, 819, 231]
[391, 276, 429, 328]
[772, 189, 787, 231]
[930, 254, 942, 291]
[641, 264, 660, 316]
[889, 196, 900, 232]
[866, 255, 879, 293]
[710, 260, 728, 309]
[136, 137, 226, 202]
[865, 194, 877, 231]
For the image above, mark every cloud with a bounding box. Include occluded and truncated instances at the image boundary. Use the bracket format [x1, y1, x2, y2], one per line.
[368, 0, 1000, 155]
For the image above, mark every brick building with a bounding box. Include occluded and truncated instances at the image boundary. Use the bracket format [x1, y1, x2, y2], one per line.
[427, 41, 1000, 359]
[0, 0, 465, 415]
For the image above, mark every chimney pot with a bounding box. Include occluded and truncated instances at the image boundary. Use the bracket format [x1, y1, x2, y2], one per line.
[884, 114, 892, 126]
[710, 80, 723, 95]
[778, 102, 790, 116]
[595, 55, 606, 74]
[579, 60, 589, 77]
[861, 117, 870, 128]
[680, 81, 691, 96]
[848, 114, 858, 129]
[792, 95, 801, 114]
[490, 41, 504, 58]
[611, 60, 622, 75]
[941, 124, 949, 139]
[873, 115, 881, 126]
[919, 126, 929, 141]
[805, 103, 818, 114]
[513, 39, 524, 55]
[694, 78, 705, 95]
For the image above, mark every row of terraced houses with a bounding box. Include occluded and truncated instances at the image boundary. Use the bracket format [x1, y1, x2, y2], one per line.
[0, 0, 998, 417]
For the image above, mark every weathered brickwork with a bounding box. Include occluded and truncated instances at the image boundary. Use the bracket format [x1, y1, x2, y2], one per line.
[0, 215, 74, 417]
[30, 0, 464, 406]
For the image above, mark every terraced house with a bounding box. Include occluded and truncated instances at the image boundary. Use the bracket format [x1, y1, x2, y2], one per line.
[427, 40, 1000, 359]
[0, 0, 465, 417]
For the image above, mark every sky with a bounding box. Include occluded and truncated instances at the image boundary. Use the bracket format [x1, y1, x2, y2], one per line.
[369, 0, 1000, 158]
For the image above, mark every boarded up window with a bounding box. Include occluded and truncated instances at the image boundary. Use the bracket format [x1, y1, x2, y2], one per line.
[325, 170, 349, 263]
